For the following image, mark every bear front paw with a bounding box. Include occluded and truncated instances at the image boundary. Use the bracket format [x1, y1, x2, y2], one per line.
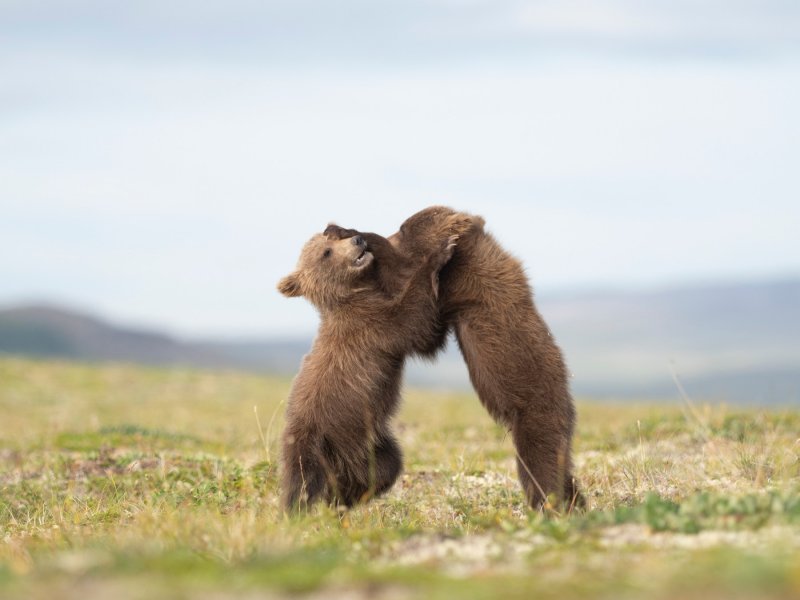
[428, 235, 458, 298]
[434, 234, 458, 269]
[445, 213, 484, 240]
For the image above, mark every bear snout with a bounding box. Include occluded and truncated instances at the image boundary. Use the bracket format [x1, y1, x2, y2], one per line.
[351, 235, 365, 247]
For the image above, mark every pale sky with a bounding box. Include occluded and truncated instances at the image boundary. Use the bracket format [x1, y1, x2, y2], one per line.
[1, 1, 799, 336]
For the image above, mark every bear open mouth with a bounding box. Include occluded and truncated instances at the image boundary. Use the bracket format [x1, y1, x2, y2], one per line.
[352, 248, 372, 268]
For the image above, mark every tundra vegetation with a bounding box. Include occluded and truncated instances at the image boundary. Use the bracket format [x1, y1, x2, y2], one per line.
[1, 357, 798, 599]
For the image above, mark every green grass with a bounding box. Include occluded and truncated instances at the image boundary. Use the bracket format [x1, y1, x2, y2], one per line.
[1, 357, 799, 599]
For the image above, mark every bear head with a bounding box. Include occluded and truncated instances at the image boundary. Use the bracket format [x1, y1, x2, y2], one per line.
[278, 227, 374, 309]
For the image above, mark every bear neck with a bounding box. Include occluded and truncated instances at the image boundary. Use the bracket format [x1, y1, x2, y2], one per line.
[315, 284, 383, 322]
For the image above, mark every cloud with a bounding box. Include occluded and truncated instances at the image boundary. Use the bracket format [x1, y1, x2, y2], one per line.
[1, 0, 798, 63]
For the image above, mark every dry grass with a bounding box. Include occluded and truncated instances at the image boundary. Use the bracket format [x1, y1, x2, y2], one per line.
[1, 357, 799, 599]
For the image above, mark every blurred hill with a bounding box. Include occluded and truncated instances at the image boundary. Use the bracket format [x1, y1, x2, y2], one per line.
[536, 278, 800, 404]
[1, 277, 798, 404]
[0, 304, 309, 374]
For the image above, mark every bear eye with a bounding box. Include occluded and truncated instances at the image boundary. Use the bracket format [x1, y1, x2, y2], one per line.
[322, 249, 332, 259]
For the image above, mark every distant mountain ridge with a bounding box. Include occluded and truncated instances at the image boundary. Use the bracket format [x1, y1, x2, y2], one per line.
[0, 304, 307, 373]
[0, 304, 215, 364]
[1, 277, 798, 404]
[536, 278, 800, 398]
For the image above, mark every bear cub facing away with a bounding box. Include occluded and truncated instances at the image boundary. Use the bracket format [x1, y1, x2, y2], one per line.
[326, 207, 582, 509]
[277, 222, 470, 510]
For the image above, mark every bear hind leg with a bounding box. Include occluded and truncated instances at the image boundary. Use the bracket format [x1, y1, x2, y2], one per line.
[511, 412, 576, 510]
[282, 447, 328, 512]
[373, 431, 403, 496]
[340, 432, 403, 507]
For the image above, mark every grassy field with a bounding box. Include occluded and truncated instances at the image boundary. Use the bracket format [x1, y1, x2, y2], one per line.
[1, 357, 799, 599]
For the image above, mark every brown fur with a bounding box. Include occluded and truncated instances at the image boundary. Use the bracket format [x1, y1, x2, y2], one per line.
[326, 207, 582, 509]
[277, 218, 474, 510]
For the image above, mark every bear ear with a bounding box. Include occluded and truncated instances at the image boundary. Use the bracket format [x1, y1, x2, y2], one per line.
[277, 273, 303, 298]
